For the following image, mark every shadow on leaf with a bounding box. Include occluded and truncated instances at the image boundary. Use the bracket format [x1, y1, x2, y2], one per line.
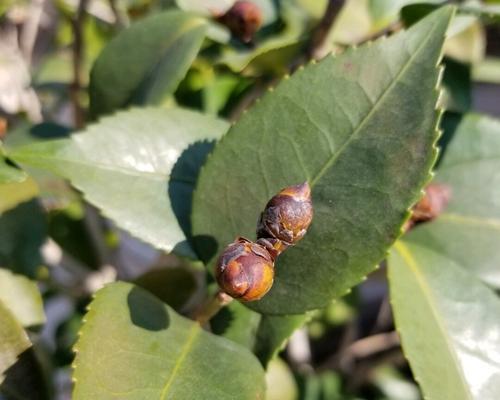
[0, 346, 50, 400]
[168, 140, 220, 261]
[127, 286, 169, 331]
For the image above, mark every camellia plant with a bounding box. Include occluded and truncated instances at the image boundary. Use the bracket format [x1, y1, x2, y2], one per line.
[1, 1, 500, 399]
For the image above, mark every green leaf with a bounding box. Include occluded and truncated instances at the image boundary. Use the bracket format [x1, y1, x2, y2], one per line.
[0, 300, 31, 383]
[8, 108, 229, 258]
[192, 7, 454, 314]
[0, 200, 46, 278]
[254, 314, 308, 366]
[407, 114, 500, 287]
[0, 177, 39, 215]
[89, 11, 207, 117]
[72, 282, 266, 399]
[0, 157, 27, 184]
[388, 241, 500, 399]
[210, 301, 262, 349]
[0, 269, 45, 328]
[210, 302, 308, 365]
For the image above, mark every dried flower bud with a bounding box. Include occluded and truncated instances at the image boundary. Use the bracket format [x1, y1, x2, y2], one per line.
[257, 182, 313, 245]
[217, 1, 262, 43]
[215, 237, 274, 301]
[412, 183, 451, 223]
[0, 117, 7, 140]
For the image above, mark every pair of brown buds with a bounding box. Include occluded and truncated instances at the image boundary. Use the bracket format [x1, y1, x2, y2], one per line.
[215, 182, 313, 301]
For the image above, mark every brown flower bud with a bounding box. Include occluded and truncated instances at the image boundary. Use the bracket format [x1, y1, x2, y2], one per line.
[0, 117, 7, 140]
[257, 182, 313, 245]
[217, 1, 262, 43]
[215, 237, 274, 302]
[412, 183, 451, 223]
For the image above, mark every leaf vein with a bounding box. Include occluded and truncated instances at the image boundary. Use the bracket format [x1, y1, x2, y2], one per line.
[310, 22, 441, 187]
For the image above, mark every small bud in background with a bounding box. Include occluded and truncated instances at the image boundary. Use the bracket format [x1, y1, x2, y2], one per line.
[412, 183, 451, 223]
[403, 183, 451, 232]
[215, 237, 274, 301]
[0, 117, 7, 140]
[217, 1, 263, 43]
[257, 182, 313, 246]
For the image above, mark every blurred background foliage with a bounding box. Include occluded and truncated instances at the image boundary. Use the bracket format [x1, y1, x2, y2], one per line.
[0, 0, 499, 399]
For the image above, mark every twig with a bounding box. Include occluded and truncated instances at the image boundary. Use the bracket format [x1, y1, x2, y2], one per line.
[305, 0, 346, 60]
[193, 291, 233, 325]
[318, 330, 400, 372]
[290, 0, 345, 70]
[344, 331, 400, 359]
[70, 0, 89, 128]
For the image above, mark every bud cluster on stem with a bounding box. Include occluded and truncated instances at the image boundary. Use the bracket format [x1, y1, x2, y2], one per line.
[215, 182, 313, 301]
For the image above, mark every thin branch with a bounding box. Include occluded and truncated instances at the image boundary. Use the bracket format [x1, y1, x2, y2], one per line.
[192, 291, 233, 326]
[305, 0, 346, 60]
[317, 331, 400, 372]
[290, 0, 345, 71]
[70, 0, 89, 128]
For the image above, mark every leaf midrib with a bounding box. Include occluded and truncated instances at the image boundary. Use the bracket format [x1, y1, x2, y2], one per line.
[159, 323, 200, 400]
[393, 241, 473, 400]
[310, 21, 441, 187]
[11, 151, 173, 180]
[439, 213, 500, 230]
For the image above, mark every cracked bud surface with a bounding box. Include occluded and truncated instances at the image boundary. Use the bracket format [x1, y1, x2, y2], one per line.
[257, 182, 313, 246]
[215, 237, 274, 302]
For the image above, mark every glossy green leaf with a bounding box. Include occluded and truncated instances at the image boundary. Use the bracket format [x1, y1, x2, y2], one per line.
[407, 114, 500, 287]
[0, 269, 45, 328]
[0, 301, 31, 383]
[389, 241, 500, 399]
[0, 200, 46, 278]
[72, 282, 266, 399]
[89, 11, 207, 117]
[8, 108, 229, 258]
[3, 122, 77, 211]
[192, 7, 454, 314]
